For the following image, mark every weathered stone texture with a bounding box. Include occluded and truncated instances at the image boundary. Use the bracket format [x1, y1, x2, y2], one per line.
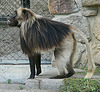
[82, 9, 97, 17]
[75, 0, 82, 10]
[82, 0, 100, 6]
[48, 0, 75, 14]
[93, 16, 100, 41]
[92, 8, 100, 66]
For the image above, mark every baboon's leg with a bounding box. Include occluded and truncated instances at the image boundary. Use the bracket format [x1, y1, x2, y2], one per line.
[50, 34, 74, 79]
[66, 63, 75, 78]
[28, 53, 41, 79]
[66, 34, 77, 78]
[50, 48, 73, 79]
[28, 55, 35, 79]
[35, 54, 41, 76]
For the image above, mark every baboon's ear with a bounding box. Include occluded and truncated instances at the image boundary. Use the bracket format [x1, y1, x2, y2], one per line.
[22, 9, 32, 20]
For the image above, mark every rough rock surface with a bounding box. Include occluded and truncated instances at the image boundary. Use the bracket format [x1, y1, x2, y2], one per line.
[92, 11, 100, 66]
[93, 16, 100, 41]
[82, 0, 100, 6]
[82, 9, 97, 17]
[48, 0, 75, 14]
[75, 0, 82, 10]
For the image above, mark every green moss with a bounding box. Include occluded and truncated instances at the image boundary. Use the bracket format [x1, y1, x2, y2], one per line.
[77, 67, 100, 76]
[75, 72, 86, 75]
[94, 67, 100, 76]
[8, 79, 11, 84]
[59, 78, 100, 92]
[19, 85, 24, 90]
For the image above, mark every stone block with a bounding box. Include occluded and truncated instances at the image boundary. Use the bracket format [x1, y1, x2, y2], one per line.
[25, 79, 63, 90]
[82, 0, 100, 6]
[74, 0, 82, 10]
[48, 0, 75, 14]
[82, 9, 97, 17]
[25, 79, 39, 89]
[93, 16, 100, 41]
[40, 79, 63, 90]
[92, 15, 100, 65]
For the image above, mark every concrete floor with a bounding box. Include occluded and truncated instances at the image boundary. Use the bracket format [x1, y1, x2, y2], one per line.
[0, 64, 99, 91]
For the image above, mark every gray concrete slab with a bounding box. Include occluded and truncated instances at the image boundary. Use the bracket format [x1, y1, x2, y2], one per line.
[0, 83, 57, 92]
[0, 64, 99, 91]
[0, 89, 57, 92]
[0, 64, 86, 83]
[24, 68, 85, 90]
[25, 67, 100, 91]
[0, 65, 56, 83]
[25, 79, 63, 91]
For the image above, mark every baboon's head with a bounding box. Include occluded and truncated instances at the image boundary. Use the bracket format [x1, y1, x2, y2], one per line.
[8, 7, 35, 27]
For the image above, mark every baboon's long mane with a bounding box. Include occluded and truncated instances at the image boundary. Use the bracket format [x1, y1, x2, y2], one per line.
[20, 17, 71, 54]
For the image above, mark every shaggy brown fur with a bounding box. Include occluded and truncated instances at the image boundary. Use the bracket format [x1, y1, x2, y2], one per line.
[8, 8, 95, 79]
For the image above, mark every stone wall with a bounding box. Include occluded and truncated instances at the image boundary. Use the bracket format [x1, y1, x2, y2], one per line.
[49, 0, 100, 66]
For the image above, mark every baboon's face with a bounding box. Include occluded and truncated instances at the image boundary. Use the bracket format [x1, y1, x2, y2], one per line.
[8, 8, 34, 27]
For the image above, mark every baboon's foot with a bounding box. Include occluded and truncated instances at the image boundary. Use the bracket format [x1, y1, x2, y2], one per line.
[50, 72, 75, 79]
[49, 75, 67, 79]
[28, 74, 35, 79]
[37, 69, 42, 76]
[66, 72, 75, 78]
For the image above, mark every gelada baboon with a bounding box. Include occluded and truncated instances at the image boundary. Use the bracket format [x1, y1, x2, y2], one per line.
[8, 8, 95, 79]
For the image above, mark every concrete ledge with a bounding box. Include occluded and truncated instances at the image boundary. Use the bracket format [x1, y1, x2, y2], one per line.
[25, 79, 39, 89]
[0, 65, 57, 83]
[25, 79, 63, 91]
[25, 74, 100, 90]
[40, 79, 63, 90]
[0, 64, 86, 84]
[25, 68, 85, 90]
[0, 89, 57, 92]
[25, 67, 100, 91]
[0, 64, 99, 91]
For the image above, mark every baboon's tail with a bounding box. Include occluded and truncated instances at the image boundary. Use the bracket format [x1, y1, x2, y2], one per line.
[70, 25, 95, 78]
